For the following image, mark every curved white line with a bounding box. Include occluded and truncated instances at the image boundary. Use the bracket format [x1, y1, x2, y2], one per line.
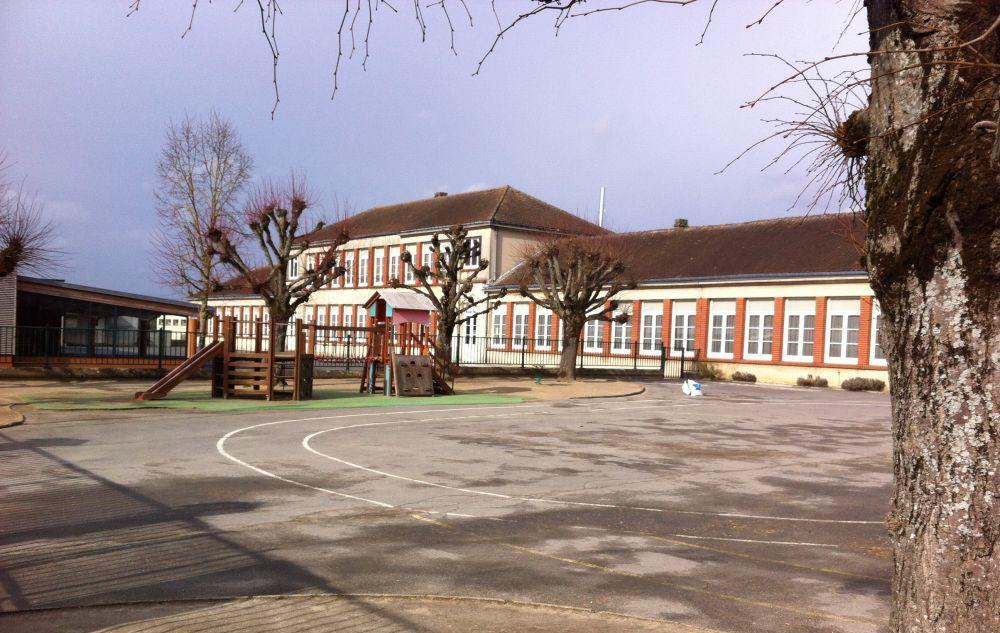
[299, 414, 884, 526]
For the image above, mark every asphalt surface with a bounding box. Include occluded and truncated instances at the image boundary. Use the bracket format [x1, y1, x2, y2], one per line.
[0, 381, 892, 632]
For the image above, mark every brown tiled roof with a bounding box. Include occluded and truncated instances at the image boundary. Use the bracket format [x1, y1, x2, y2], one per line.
[304, 186, 606, 244]
[492, 213, 866, 287]
[209, 267, 270, 298]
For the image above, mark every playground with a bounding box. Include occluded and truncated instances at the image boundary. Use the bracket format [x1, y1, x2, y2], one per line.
[0, 381, 892, 633]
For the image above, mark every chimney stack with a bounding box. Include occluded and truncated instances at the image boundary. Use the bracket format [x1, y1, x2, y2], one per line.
[673, 218, 689, 229]
[434, 191, 448, 198]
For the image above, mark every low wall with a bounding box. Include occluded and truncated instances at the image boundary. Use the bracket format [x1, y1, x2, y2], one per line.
[690, 360, 888, 388]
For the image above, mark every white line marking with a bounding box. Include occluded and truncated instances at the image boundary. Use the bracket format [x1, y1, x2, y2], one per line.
[297, 414, 884, 525]
[672, 534, 840, 548]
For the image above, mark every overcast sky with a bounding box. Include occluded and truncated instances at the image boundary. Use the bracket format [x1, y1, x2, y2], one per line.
[1, 1, 866, 297]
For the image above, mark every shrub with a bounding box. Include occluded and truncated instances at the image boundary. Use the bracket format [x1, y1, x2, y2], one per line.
[797, 374, 829, 388]
[697, 364, 722, 380]
[841, 377, 886, 392]
[731, 371, 757, 383]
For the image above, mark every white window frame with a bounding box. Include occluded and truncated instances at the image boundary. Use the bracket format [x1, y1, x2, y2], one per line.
[344, 253, 354, 287]
[421, 246, 434, 281]
[583, 318, 604, 353]
[464, 236, 482, 269]
[670, 301, 696, 356]
[356, 307, 366, 330]
[783, 299, 816, 363]
[640, 302, 663, 356]
[535, 308, 553, 351]
[743, 299, 775, 361]
[826, 298, 861, 365]
[707, 300, 736, 360]
[611, 311, 632, 354]
[870, 301, 887, 366]
[388, 246, 400, 284]
[490, 305, 507, 348]
[287, 256, 299, 279]
[373, 249, 384, 285]
[511, 304, 530, 349]
[404, 245, 417, 284]
[357, 250, 369, 286]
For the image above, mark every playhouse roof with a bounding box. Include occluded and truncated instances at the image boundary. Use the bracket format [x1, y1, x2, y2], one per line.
[363, 289, 437, 311]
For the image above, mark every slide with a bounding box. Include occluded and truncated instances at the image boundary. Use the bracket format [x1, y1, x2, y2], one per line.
[135, 340, 224, 401]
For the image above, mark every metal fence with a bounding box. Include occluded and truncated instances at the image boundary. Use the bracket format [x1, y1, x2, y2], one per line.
[0, 326, 189, 367]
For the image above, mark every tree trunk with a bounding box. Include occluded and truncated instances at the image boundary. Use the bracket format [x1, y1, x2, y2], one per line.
[866, 3, 1000, 631]
[558, 318, 583, 382]
[269, 305, 294, 354]
[436, 315, 456, 365]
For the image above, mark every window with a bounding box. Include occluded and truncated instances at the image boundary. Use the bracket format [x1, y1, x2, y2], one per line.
[389, 246, 400, 284]
[671, 302, 697, 356]
[640, 302, 663, 355]
[826, 298, 860, 363]
[744, 299, 774, 360]
[344, 253, 354, 287]
[404, 245, 417, 284]
[871, 302, 886, 365]
[535, 308, 553, 350]
[373, 249, 384, 285]
[707, 300, 736, 359]
[421, 246, 433, 281]
[611, 311, 632, 353]
[463, 314, 478, 345]
[512, 304, 530, 349]
[491, 305, 507, 347]
[584, 319, 604, 353]
[356, 307, 366, 329]
[287, 257, 299, 279]
[357, 250, 369, 286]
[464, 236, 482, 269]
[784, 299, 816, 361]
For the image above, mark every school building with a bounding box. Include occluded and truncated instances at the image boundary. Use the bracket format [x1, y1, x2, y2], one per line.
[205, 187, 887, 386]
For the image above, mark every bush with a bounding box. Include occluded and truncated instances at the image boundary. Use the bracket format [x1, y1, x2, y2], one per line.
[731, 371, 757, 383]
[841, 377, 886, 392]
[797, 374, 829, 388]
[697, 364, 722, 380]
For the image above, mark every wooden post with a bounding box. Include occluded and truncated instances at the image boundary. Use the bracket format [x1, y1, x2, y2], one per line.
[254, 314, 263, 352]
[293, 318, 304, 401]
[221, 316, 235, 399]
[186, 318, 199, 358]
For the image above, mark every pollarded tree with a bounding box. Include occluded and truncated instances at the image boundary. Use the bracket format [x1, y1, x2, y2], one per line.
[0, 152, 58, 277]
[518, 236, 633, 382]
[390, 224, 505, 362]
[207, 176, 349, 350]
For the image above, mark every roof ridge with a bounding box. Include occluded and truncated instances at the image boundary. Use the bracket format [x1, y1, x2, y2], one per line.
[489, 185, 512, 223]
[614, 212, 857, 237]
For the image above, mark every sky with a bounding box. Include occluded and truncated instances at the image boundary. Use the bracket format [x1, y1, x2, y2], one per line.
[0, 1, 867, 297]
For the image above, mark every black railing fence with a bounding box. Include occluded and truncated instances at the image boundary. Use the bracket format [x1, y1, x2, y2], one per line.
[0, 326, 189, 366]
[1, 321, 696, 377]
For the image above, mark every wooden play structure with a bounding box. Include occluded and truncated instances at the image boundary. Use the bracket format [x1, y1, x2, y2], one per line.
[135, 291, 453, 402]
[359, 290, 454, 396]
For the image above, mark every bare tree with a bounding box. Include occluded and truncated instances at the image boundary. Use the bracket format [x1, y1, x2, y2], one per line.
[135, 2, 1000, 629]
[0, 152, 58, 277]
[153, 112, 253, 341]
[518, 236, 633, 381]
[390, 224, 505, 362]
[207, 176, 349, 350]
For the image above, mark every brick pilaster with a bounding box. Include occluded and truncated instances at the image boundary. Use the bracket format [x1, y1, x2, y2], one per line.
[733, 298, 746, 361]
[528, 302, 537, 351]
[661, 299, 672, 350]
[630, 300, 642, 344]
[771, 298, 785, 363]
[694, 298, 709, 359]
[813, 297, 828, 365]
[858, 296, 874, 368]
[505, 303, 515, 350]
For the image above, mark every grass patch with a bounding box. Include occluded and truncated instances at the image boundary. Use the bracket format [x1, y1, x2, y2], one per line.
[17, 386, 524, 412]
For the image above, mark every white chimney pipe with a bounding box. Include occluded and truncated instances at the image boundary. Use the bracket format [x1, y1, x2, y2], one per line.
[598, 187, 606, 228]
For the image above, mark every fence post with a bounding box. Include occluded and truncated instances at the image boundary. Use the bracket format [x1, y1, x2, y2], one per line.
[633, 341, 638, 370]
[660, 345, 666, 373]
[158, 324, 165, 370]
[186, 318, 198, 358]
[680, 347, 685, 380]
[520, 338, 526, 368]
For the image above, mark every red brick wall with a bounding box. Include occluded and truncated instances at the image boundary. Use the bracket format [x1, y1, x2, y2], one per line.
[813, 297, 828, 365]
[694, 298, 709, 358]
[858, 296, 873, 369]
[528, 302, 538, 351]
[733, 298, 746, 362]
[661, 300, 672, 349]
[771, 298, 785, 363]
[630, 300, 642, 344]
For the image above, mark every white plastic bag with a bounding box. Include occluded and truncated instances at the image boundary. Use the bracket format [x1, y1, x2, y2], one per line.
[681, 379, 703, 397]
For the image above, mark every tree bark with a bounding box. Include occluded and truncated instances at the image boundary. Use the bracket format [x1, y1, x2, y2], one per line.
[435, 315, 456, 364]
[558, 318, 583, 382]
[866, 3, 1000, 631]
